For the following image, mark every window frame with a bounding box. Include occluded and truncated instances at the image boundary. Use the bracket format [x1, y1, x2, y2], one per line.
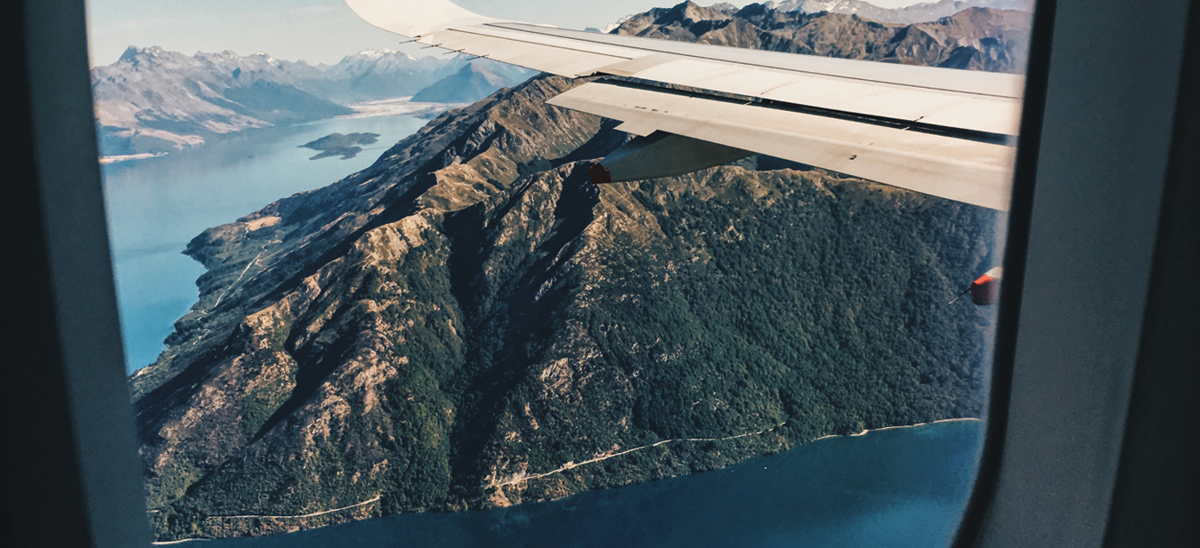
[5, 0, 1197, 547]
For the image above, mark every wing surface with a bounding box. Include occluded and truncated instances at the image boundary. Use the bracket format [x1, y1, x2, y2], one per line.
[346, 0, 1022, 210]
[549, 82, 1015, 210]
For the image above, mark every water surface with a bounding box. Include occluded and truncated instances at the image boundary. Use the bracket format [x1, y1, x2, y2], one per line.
[199, 420, 984, 548]
[102, 114, 428, 372]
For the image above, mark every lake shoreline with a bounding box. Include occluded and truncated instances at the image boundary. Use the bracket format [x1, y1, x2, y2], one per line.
[149, 417, 985, 545]
[99, 152, 169, 164]
[816, 416, 984, 443]
[104, 112, 431, 372]
[99, 97, 454, 166]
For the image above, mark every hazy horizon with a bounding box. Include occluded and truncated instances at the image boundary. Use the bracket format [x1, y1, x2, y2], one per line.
[85, 0, 932, 67]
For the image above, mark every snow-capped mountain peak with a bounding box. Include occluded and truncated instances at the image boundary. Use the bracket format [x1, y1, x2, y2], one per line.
[356, 48, 398, 59]
[779, 0, 1034, 24]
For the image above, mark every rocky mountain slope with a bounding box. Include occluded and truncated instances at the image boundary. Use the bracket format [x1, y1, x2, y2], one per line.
[778, 0, 1034, 25]
[92, 48, 531, 156]
[614, 1, 1032, 71]
[132, 2, 1023, 540]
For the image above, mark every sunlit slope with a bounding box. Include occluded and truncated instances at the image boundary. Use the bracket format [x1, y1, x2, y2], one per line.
[132, 3, 1023, 540]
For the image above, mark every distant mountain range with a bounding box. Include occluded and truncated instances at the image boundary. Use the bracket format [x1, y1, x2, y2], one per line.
[412, 59, 535, 103]
[777, 0, 1034, 24]
[295, 49, 463, 104]
[96, 0, 1032, 158]
[613, 1, 1032, 71]
[605, 0, 1032, 32]
[92, 47, 533, 156]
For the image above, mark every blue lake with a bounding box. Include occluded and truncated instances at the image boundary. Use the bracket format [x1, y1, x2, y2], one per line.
[101, 113, 429, 372]
[198, 420, 984, 548]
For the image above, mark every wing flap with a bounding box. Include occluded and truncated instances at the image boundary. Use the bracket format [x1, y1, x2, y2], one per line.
[548, 82, 1016, 210]
[610, 58, 1022, 136]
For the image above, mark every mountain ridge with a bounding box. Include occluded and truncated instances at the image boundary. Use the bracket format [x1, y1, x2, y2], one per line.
[412, 59, 537, 103]
[612, 1, 1031, 72]
[778, 0, 1034, 24]
[93, 47, 531, 156]
[132, 3, 1022, 541]
[93, 46, 352, 155]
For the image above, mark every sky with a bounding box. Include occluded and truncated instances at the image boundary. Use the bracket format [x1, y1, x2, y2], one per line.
[84, 0, 929, 67]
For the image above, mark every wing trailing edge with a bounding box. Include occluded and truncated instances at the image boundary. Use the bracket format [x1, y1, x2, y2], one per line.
[345, 0, 1022, 210]
[550, 82, 1014, 210]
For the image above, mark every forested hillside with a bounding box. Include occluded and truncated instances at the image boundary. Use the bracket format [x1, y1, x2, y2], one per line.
[132, 2, 1022, 540]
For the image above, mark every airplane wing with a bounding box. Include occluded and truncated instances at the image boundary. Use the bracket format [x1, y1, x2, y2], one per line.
[345, 0, 1022, 210]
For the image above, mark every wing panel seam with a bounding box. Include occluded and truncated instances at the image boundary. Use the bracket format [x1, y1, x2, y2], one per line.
[486, 22, 1021, 99]
[438, 26, 636, 66]
[595, 79, 1016, 145]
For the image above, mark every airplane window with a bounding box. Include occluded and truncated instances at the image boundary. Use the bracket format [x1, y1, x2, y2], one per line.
[86, 0, 1034, 545]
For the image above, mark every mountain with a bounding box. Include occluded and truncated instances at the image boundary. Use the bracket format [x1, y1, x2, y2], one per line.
[91, 48, 529, 157]
[92, 47, 354, 156]
[778, 0, 1034, 24]
[609, 1, 737, 36]
[411, 59, 536, 103]
[612, 1, 1032, 72]
[294, 49, 462, 104]
[132, 2, 1023, 541]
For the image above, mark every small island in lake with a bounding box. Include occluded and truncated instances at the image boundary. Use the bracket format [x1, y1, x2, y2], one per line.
[299, 132, 380, 160]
